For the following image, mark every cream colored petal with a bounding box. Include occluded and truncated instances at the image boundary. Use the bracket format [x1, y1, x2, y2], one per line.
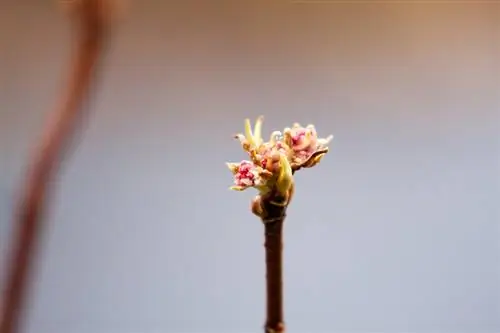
[234, 133, 247, 144]
[269, 131, 282, 144]
[318, 134, 333, 147]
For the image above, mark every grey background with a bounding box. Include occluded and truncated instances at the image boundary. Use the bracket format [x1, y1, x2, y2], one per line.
[1, 1, 499, 333]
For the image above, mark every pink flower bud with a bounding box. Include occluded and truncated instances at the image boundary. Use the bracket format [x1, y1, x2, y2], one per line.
[285, 124, 332, 167]
[230, 160, 270, 189]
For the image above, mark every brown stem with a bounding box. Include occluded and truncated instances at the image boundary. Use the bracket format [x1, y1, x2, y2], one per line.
[0, 2, 109, 333]
[260, 195, 288, 333]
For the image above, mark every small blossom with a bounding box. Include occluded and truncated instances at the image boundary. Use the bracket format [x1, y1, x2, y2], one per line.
[228, 116, 332, 198]
[235, 118, 291, 174]
[227, 160, 272, 191]
[256, 141, 289, 172]
[284, 123, 333, 168]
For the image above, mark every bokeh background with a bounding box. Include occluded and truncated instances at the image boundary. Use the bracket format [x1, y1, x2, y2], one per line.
[1, 1, 499, 333]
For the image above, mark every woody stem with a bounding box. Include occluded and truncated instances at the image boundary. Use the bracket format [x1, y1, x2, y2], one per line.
[260, 195, 287, 333]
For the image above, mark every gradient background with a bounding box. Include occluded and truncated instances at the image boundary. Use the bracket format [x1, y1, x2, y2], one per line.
[1, 1, 499, 333]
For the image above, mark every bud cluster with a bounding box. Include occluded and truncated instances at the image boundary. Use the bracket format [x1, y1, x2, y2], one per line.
[226, 116, 333, 196]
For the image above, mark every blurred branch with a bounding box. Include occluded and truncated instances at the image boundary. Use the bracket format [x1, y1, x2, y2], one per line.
[0, 1, 114, 332]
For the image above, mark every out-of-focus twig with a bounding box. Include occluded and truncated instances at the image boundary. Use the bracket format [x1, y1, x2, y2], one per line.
[0, 1, 114, 333]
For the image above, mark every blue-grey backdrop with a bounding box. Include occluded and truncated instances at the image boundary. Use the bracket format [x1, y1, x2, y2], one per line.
[1, 1, 499, 333]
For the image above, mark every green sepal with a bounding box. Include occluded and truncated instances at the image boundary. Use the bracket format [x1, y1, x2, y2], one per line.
[244, 118, 255, 147]
[276, 154, 293, 196]
[230, 185, 247, 191]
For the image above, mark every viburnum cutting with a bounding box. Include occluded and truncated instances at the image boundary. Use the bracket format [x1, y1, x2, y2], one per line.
[225, 116, 333, 333]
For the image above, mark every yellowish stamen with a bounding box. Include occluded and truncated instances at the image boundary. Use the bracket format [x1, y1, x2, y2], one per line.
[244, 118, 255, 147]
[276, 154, 293, 195]
[253, 116, 264, 146]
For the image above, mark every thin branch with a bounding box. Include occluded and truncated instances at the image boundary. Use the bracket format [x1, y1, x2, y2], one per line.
[0, 2, 112, 333]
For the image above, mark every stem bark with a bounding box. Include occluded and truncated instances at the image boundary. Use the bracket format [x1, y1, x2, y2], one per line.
[261, 196, 287, 333]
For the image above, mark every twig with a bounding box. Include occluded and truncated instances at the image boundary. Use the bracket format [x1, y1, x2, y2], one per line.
[259, 191, 291, 333]
[0, 2, 111, 333]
